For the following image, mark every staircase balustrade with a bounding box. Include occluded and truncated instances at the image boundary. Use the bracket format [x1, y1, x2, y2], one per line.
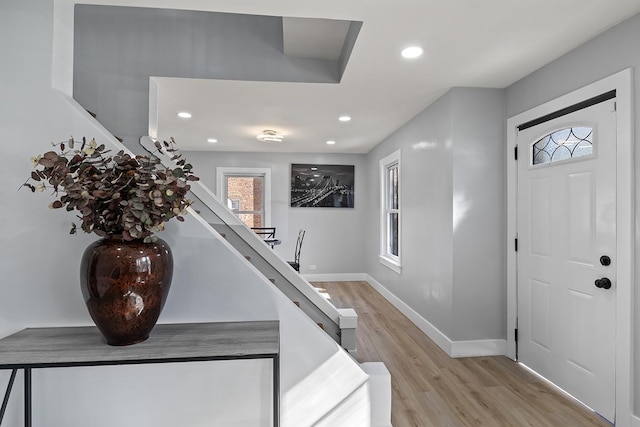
[140, 136, 357, 353]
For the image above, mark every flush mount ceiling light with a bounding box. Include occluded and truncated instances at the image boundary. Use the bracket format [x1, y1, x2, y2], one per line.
[326, 140, 336, 145]
[256, 130, 284, 143]
[338, 115, 351, 122]
[207, 138, 217, 143]
[401, 46, 423, 59]
[177, 112, 192, 119]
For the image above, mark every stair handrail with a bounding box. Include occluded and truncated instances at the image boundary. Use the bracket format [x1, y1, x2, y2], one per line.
[139, 136, 346, 327]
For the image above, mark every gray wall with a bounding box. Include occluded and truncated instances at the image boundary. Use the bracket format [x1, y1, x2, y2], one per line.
[364, 88, 505, 341]
[73, 5, 340, 147]
[451, 88, 506, 340]
[186, 151, 367, 275]
[505, 11, 640, 414]
[365, 91, 455, 337]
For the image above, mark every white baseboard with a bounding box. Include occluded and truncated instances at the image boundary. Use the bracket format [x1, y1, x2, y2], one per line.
[450, 339, 506, 358]
[304, 273, 368, 282]
[365, 274, 505, 358]
[304, 273, 507, 358]
[365, 275, 453, 355]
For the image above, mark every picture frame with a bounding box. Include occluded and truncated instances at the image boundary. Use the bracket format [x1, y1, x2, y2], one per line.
[290, 164, 355, 208]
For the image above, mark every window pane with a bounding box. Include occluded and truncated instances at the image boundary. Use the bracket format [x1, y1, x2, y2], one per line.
[389, 165, 399, 209]
[532, 126, 593, 165]
[238, 213, 263, 228]
[388, 212, 398, 256]
[379, 150, 401, 271]
[226, 176, 265, 226]
[226, 177, 264, 211]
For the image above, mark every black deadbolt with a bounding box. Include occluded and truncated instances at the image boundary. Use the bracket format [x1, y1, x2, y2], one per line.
[595, 277, 612, 290]
[600, 255, 611, 266]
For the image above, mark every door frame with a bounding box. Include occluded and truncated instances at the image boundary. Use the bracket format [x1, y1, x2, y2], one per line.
[506, 68, 633, 423]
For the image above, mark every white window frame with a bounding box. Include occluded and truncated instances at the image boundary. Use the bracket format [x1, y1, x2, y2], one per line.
[379, 149, 401, 274]
[216, 167, 272, 227]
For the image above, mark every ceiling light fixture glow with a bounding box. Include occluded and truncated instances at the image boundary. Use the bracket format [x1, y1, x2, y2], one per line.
[207, 138, 218, 143]
[326, 140, 336, 145]
[177, 112, 192, 119]
[339, 116, 351, 122]
[401, 46, 423, 59]
[257, 130, 284, 143]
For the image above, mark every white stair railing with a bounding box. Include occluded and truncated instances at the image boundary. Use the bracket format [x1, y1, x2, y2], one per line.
[140, 136, 357, 352]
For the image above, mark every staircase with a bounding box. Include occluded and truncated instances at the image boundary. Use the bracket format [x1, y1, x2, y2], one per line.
[140, 136, 357, 353]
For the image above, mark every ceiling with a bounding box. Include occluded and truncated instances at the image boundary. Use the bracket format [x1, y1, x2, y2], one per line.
[82, 0, 640, 153]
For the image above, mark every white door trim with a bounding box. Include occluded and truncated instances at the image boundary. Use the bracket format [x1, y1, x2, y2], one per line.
[506, 68, 634, 425]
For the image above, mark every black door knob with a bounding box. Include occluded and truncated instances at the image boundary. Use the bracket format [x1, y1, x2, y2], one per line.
[600, 255, 611, 266]
[595, 278, 612, 289]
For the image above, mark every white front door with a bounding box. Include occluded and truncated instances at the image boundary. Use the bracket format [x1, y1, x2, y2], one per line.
[517, 99, 616, 422]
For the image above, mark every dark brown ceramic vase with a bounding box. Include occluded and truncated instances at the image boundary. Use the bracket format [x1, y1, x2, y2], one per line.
[80, 236, 173, 346]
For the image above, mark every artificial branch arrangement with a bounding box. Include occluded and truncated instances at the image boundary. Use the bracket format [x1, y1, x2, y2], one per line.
[24, 137, 198, 242]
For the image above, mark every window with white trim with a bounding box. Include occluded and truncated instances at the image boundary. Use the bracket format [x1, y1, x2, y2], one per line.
[380, 150, 401, 273]
[217, 168, 272, 228]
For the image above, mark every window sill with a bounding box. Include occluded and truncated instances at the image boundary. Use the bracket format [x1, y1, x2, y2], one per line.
[379, 255, 402, 275]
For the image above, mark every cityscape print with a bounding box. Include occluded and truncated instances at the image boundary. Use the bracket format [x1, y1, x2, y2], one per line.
[290, 164, 355, 208]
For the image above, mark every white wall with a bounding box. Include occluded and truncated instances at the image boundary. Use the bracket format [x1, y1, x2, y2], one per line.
[364, 88, 506, 344]
[505, 10, 640, 417]
[186, 151, 367, 275]
[0, 1, 369, 425]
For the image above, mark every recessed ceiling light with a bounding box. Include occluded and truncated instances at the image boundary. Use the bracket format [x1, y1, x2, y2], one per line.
[401, 46, 423, 59]
[207, 138, 217, 143]
[326, 140, 336, 145]
[339, 116, 351, 122]
[257, 130, 284, 143]
[177, 112, 192, 119]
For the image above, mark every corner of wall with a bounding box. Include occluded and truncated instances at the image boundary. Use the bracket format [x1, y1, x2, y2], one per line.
[52, 0, 75, 95]
[364, 274, 506, 358]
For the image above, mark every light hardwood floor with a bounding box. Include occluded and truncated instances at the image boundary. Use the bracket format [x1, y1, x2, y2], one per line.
[312, 281, 612, 427]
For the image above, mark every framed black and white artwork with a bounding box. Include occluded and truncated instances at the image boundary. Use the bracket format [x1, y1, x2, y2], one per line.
[290, 164, 355, 208]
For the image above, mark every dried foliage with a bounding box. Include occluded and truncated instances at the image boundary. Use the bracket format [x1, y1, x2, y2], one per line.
[24, 137, 199, 242]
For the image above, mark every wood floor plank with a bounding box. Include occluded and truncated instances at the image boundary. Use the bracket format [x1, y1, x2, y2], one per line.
[313, 281, 612, 427]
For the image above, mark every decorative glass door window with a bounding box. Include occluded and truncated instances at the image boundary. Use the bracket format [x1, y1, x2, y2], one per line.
[531, 126, 594, 165]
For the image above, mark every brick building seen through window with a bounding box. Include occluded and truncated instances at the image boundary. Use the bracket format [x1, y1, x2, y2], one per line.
[226, 176, 264, 228]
